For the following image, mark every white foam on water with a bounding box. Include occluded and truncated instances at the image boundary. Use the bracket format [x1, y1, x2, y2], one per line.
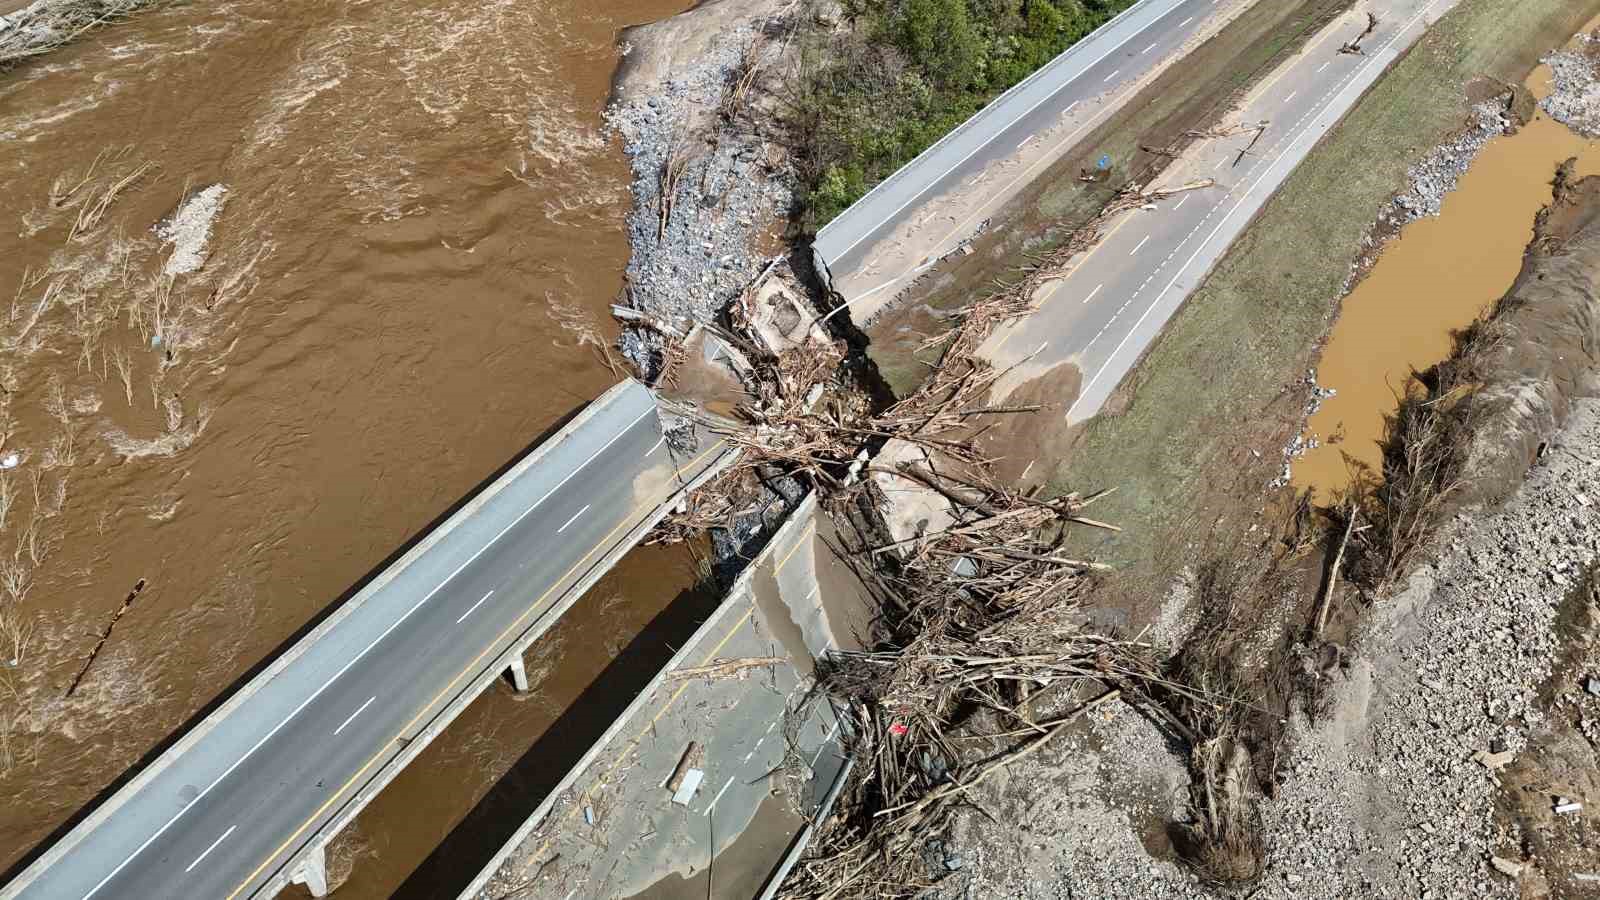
[155, 183, 228, 276]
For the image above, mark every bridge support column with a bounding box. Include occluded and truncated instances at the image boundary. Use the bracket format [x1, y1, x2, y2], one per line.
[507, 655, 530, 693]
[291, 843, 329, 897]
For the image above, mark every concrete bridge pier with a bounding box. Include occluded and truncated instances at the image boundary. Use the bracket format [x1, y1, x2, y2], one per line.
[506, 655, 530, 693]
[290, 843, 329, 897]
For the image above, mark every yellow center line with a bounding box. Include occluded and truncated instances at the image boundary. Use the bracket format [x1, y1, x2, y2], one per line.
[528, 515, 819, 862]
[225, 439, 730, 899]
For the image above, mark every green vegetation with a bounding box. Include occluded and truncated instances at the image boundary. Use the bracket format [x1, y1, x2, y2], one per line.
[788, 0, 1138, 231]
[1053, 0, 1600, 579]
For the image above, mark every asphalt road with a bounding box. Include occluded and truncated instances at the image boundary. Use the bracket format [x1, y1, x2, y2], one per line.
[811, 0, 1239, 321]
[4, 380, 732, 900]
[465, 496, 858, 900]
[981, 0, 1462, 422]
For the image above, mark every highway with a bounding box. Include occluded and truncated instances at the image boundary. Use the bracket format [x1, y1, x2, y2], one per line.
[461, 493, 872, 900]
[980, 0, 1463, 421]
[811, 0, 1251, 323]
[3, 380, 734, 900]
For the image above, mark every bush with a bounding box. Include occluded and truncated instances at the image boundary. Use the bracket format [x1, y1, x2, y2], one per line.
[786, 0, 1138, 231]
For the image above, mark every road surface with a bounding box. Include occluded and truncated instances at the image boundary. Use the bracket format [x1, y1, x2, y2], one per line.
[980, 0, 1462, 421]
[3, 380, 735, 900]
[811, 0, 1251, 323]
[461, 493, 874, 900]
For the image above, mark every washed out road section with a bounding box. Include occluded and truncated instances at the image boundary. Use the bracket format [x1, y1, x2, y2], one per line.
[3, 380, 735, 900]
[462, 493, 874, 900]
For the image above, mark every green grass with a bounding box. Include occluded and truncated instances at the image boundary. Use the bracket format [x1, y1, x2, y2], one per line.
[1052, 0, 1600, 575]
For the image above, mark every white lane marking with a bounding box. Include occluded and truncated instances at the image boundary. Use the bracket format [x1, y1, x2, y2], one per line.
[184, 826, 236, 874]
[556, 504, 592, 534]
[1142, 41, 1159, 54]
[1173, 195, 1189, 210]
[1102, 68, 1121, 83]
[1064, 100, 1079, 115]
[742, 751, 754, 764]
[333, 696, 377, 736]
[1179, 15, 1194, 27]
[1068, 0, 1447, 423]
[646, 435, 666, 456]
[1213, 156, 1228, 170]
[457, 590, 494, 624]
[1317, 60, 1331, 73]
[1017, 135, 1034, 151]
[704, 776, 736, 817]
[810, 720, 843, 768]
[1083, 283, 1104, 304]
[84, 558, 452, 899]
[1284, 89, 1298, 103]
[1129, 235, 1151, 255]
[822, 0, 1201, 261]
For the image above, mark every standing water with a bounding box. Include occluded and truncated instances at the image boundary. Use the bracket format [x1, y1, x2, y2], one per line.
[1293, 44, 1600, 503]
[0, 1, 700, 896]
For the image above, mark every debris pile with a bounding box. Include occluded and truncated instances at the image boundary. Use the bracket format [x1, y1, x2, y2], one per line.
[1541, 35, 1600, 137]
[1386, 100, 1511, 223]
[0, 0, 155, 70]
[606, 16, 796, 376]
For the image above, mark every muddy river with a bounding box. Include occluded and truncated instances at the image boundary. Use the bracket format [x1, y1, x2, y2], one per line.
[1294, 50, 1600, 502]
[0, 2, 702, 896]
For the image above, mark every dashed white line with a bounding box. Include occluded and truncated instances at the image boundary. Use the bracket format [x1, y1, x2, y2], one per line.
[1142, 41, 1159, 54]
[1179, 15, 1194, 27]
[184, 826, 236, 874]
[704, 776, 736, 817]
[1083, 283, 1104, 304]
[1102, 68, 1120, 83]
[457, 590, 494, 624]
[1317, 60, 1332, 73]
[1173, 195, 1189, 210]
[1284, 90, 1298, 103]
[646, 435, 666, 456]
[556, 504, 591, 534]
[334, 696, 377, 736]
[1129, 235, 1151, 255]
[1214, 156, 1228, 170]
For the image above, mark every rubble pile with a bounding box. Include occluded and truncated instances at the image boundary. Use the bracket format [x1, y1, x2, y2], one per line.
[1541, 36, 1600, 137]
[606, 20, 794, 375]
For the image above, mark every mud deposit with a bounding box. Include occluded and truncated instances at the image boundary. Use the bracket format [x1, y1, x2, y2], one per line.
[1294, 54, 1600, 501]
[0, 1, 702, 896]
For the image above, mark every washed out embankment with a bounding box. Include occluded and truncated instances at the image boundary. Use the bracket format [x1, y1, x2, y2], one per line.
[1293, 51, 1600, 502]
[0, 1, 717, 897]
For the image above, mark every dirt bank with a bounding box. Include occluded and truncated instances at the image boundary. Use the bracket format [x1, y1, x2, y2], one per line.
[924, 136, 1600, 900]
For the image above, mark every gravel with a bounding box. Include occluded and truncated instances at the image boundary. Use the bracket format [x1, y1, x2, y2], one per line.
[605, 20, 793, 375]
[1384, 100, 1511, 224]
[1541, 38, 1600, 138]
[938, 400, 1600, 899]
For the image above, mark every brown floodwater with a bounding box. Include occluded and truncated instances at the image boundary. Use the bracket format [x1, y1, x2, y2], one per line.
[1293, 56, 1600, 502]
[0, 1, 705, 897]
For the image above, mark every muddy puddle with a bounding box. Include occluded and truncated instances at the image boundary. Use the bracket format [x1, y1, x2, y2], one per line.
[0, 1, 705, 897]
[1293, 50, 1600, 503]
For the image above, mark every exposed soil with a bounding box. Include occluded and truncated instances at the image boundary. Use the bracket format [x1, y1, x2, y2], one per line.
[1294, 53, 1600, 501]
[929, 56, 1600, 896]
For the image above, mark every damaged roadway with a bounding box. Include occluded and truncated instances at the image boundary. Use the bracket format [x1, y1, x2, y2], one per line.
[979, 0, 1464, 423]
